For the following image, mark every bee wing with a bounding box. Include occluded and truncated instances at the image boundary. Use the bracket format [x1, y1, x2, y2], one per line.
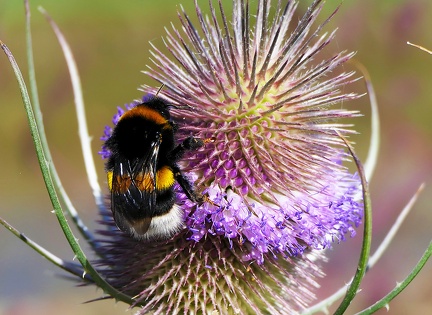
[110, 137, 161, 237]
[130, 138, 160, 211]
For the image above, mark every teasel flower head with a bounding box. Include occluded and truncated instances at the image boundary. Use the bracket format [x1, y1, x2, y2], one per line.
[97, 0, 363, 313]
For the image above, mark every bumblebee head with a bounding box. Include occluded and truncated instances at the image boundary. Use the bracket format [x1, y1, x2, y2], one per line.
[140, 96, 171, 121]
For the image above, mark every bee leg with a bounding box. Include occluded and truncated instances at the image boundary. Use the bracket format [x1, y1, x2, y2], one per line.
[169, 137, 205, 161]
[171, 136, 217, 206]
[173, 166, 204, 204]
[174, 166, 219, 208]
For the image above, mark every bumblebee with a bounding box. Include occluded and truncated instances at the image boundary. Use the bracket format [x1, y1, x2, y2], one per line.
[104, 96, 205, 240]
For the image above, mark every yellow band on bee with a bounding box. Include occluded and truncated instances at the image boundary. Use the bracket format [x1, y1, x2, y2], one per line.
[107, 166, 175, 193]
[135, 166, 174, 191]
[107, 171, 113, 191]
[156, 166, 175, 190]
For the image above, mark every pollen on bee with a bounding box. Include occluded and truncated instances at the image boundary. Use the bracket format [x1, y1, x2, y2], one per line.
[203, 137, 216, 144]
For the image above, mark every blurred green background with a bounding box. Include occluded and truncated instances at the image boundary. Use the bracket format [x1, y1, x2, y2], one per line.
[0, 0, 431, 314]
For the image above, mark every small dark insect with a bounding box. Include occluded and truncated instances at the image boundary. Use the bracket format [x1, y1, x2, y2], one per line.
[104, 96, 206, 240]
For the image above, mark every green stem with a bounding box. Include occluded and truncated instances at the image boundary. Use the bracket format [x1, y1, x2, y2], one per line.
[0, 40, 135, 305]
[361, 64, 380, 182]
[301, 184, 424, 315]
[0, 216, 91, 281]
[334, 132, 373, 315]
[356, 240, 432, 315]
[24, 0, 97, 247]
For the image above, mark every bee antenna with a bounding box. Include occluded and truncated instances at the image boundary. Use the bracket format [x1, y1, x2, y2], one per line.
[155, 84, 165, 97]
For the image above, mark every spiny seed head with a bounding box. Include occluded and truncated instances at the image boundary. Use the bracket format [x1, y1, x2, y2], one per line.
[96, 218, 326, 314]
[97, 0, 363, 313]
[141, 0, 363, 262]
